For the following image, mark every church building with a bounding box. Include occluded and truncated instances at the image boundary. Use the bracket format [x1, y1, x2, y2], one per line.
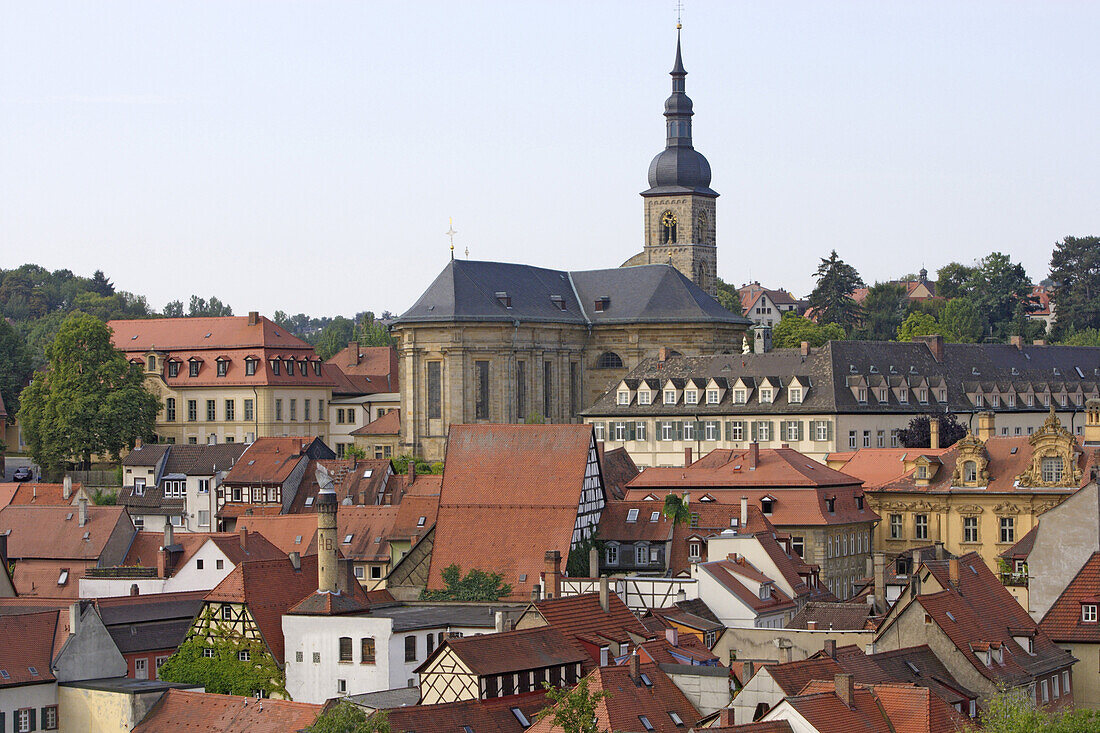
[391, 30, 749, 460]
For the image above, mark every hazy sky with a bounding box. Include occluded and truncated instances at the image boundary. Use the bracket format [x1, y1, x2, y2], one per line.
[2, 1, 1098, 318]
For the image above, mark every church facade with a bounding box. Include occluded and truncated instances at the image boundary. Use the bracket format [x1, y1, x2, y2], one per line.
[391, 31, 748, 460]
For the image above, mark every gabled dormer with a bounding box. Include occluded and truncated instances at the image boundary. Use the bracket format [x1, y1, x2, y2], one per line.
[661, 379, 684, 406]
[912, 454, 942, 486]
[683, 378, 706, 406]
[846, 374, 869, 404]
[950, 433, 990, 487]
[704, 378, 727, 406]
[731, 377, 755, 405]
[757, 377, 782, 404]
[616, 380, 635, 406]
[786, 376, 810, 405]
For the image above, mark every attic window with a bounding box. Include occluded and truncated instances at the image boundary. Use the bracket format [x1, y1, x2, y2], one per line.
[0, 670, 8, 680]
[594, 296, 610, 312]
[650, 511, 660, 522]
[131, 334, 138, 340]
[495, 291, 512, 308]
[58, 569, 69, 585]
[343, 534, 353, 544]
[463, 727, 474, 733]
[639, 673, 653, 687]
[904, 661, 920, 674]
[550, 295, 566, 310]
[946, 611, 957, 622]
[66, 513, 74, 521]
[28, 666, 37, 676]
[305, 497, 314, 507]
[639, 716, 655, 732]
[363, 470, 373, 478]
[374, 536, 382, 544]
[417, 516, 427, 527]
[1082, 604, 1097, 623]
[519, 574, 527, 582]
[668, 711, 685, 727]
[83, 532, 90, 541]
[760, 498, 774, 515]
[294, 535, 302, 544]
[626, 508, 639, 523]
[511, 708, 531, 727]
[825, 497, 836, 513]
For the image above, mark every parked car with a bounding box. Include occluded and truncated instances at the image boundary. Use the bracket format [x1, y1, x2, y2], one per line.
[11, 467, 33, 482]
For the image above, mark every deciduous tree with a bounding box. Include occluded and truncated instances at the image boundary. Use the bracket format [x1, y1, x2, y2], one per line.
[772, 312, 846, 348]
[0, 318, 33, 415]
[898, 414, 967, 450]
[305, 703, 390, 733]
[536, 677, 610, 733]
[420, 564, 513, 602]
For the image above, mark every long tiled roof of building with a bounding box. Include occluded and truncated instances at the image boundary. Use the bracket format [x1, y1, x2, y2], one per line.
[790, 680, 967, 733]
[234, 515, 319, 555]
[626, 486, 875, 530]
[324, 344, 399, 395]
[0, 504, 128, 560]
[289, 458, 393, 511]
[394, 260, 750, 326]
[381, 691, 549, 733]
[787, 602, 873, 631]
[222, 437, 314, 485]
[583, 340, 1100, 416]
[629, 447, 863, 489]
[133, 688, 321, 732]
[531, 592, 651, 648]
[0, 482, 84, 507]
[162, 443, 249, 475]
[351, 408, 401, 436]
[427, 626, 588, 677]
[1040, 552, 1100, 643]
[428, 424, 599, 600]
[698, 557, 797, 615]
[0, 610, 59, 687]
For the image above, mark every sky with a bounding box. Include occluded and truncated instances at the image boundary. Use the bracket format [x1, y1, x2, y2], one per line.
[2, 1, 1098, 319]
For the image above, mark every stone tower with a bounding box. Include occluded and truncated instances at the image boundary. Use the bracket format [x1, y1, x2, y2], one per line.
[316, 481, 338, 594]
[638, 28, 718, 297]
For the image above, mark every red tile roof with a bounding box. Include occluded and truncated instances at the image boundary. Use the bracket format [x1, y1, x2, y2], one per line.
[427, 626, 588, 676]
[629, 447, 863, 489]
[289, 458, 393, 512]
[222, 437, 313, 486]
[133, 688, 321, 732]
[428, 424, 601, 600]
[110, 315, 334, 389]
[598, 501, 676, 543]
[382, 691, 548, 733]
[599, 446, 640, 500]
[791, 680, 967, 733]
[0, 482, 84, 507]
[336, 505, 399, 562]
[0, 504, 129, 560]
[390, 492, 440, 543]
[529, 592, 652, 650]
[351, 408, 401, 436]
[0, 610, 59, 686]
[826, 448, 951, 489]
[697, 557, 797, 615]
[234, 516, 319, 556]
[636, 632, 720, 665]
[787, 602, 873, 631]
[526, 662, 700, 733]
[1040, 551, 1100, 643]
[325, 344, 399, 395]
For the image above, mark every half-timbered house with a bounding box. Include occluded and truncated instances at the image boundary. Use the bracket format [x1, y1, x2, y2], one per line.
[514, 590, 654, 666]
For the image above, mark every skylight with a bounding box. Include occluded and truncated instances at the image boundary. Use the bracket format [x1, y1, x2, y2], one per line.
[463, 726, 474, 733]
[626, 509, 639, 523]
[650, 512, 660, 522]
[639, 715, 655, 731]
[305, 497, 314, 506]
[343, 534, 353, 543]
[946, 611, 957, 622]
[364, 470, 373, 478]
[417, 516, 426, 527]
[0, 670, 8, 679]
[668, 711, 684, 726]
[905, 660, 920, 674]
[510, 708, 531, 726]
[294, 536, 302, 544]
[519, 574, 527, 582]
[57, 570, 68, 585]
[640, 673, 653, 687]
[66, 513, 73, 521]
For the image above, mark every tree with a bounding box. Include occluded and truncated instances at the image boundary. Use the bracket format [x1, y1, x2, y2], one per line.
[391, 453, 441, 475]
[662, 494, 691, 526]
[713, 276, 742, 314]
[305, 703, 390, 733]
[853, 282, 906, 341]
[0, 318, 33, 416]
[970, 686, 1100, 732]
[354, 312, 397, 349]
[314, 316, 356, 360]
[771, 312, 846, 348]
[525, 411, 546, 424]
[18, 313, 160, 471]
[935, 262, 975, 300]
[88, 269, 115, 297]
[535, 677, 610, 733]
[897, 414, 968, 450]
[188, 295, 233, 317]
[966, 252, 1035, 340]
[158, 634, 285, 697]
[897, 312, 942, 342]
[806, 250, 864, 332]
[162, 300, 184, 317]
[940, 297, 985, 343]
[1049, 235, 1100, 336]
[1060, 328, 1100, 347]
[420, 564, 513, 602]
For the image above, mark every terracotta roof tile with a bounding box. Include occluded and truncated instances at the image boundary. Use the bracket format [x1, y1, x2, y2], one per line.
[698, 557, 797, 614]
[531, 592, 652, 650]
[0, 610, 59, 686]
[787, 602, 873, 631]
[234, 516, 319, 556]
[429, 626, 588, 676]
[351, 408, 401, 436]
[382, 691, 548, 733]
[325, 345, 399, 394]
[288, 458, 393, 512]
[0, 482, 85, 506]
[1040, 551, 1100, 643]
[630, 447, 864, 489]
[636, 633, 720, 665]
[599, 446, 640, 500]
[598, 501, 676, 543]
[222, 437, 314, 486]
[0, 504, 129, 560]
[133, 688, 321, 732]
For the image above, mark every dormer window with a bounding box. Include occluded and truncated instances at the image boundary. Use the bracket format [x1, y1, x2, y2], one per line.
[1041, 455, 1064, 483]
[857, 388, 867, 403]
[1027, 394, 1034, 407]
[245, 358, 257, 376]
[759, 583, 772, 600]
[919, 388, 928, 404]
[939, 389, 947, 402]
[917, 465, 928, 479]
[975, 394, 984, 407]
[217, 359, 228, 377]
[760, 497, 774, 515]
[855, 495, 864, 510]
[707, 389, 719, 404]
[549, 295, 566, 311]
[733, 389, 747, 404]
[685, 390, 698, 405]
[313, 361, 322, 376]
[189, 359, 201, 377]
[495, 291, 511, 308]
[271, 359, 280, 375]
[964, 461, 977, 483]
[788, 388, 802, 404]
[825, 497, 836, 513]
[878, 388, 888, 402]
[759, 388, 773, 403]
[147, 355, 156, 371]
[688, 541, 701, 560]
[594, 296, 610, 312]
[638, 391, 652, 405]
[626, 508, 639, 523]
[991, 394, 999, 407]
[1083, 604, 1097, 623]
[1008, 393, 1016, 407]
[664, 390, 677, 405]
[617, 391, 630, 405]
[284, 359, 294, 374]
[168, 361, 180, 378]
[299, 360, 307, 377]
[899, 388, 909, 404]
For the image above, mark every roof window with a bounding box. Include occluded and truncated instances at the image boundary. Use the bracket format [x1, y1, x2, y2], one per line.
[305, 497, 314, 507]
[0, 670, 8, 679]
[550, 295, 566, 311]
[343, 534, 353, 544]
[363, 470, 373, 478]
[668, 711, 685, 726]
[294, 535, 302, 544]
[28, 666, 38, 676]
[519, 574, 527, 582]
[495, 291, 511, 308]
[639, 673, 653, 687]
[650, 511, 660, 522]
[511, 708, 531, 726]
[417, 516, 427, 527]
[904, 660, 920, 674]
[594, 296, 610, 312]
[626, 508, 639, 523]
[946, 611, 957, 622]
[463, 727, 474, 733]
[57, 569, 69, 586]
[639, 716, 655, 732]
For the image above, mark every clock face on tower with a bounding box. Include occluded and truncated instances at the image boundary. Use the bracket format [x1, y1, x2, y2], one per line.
[660, 211, 678, 244]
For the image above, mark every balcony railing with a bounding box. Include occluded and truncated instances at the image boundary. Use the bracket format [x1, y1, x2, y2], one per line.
[1000, 572, 1029, 587]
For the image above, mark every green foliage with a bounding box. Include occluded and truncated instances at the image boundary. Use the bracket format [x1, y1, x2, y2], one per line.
[391, 454, 441, 475]
[936, 253, 1034, 340]
[18, 312, 160, 471]
[420, 564, 513, 602]
[188, 295, 233, 317]
[1059, 328, 1100, 347]
[662, 494, 691, 527]
[807, 250, 865, 332]
[91, 488, 118, 506]
[1049, 235, 1100, 337]
[314, 317, 357, 360]
[714, 276, 742, 314]
[935, 262, 974, 301]
[0, 317, 33, 416]
[897, 312, 942, 342]
[306, 703, 390, 733]
[567, 532, 605, 577]
[158, 631, 286, 697]
[343, 444, 367, 460]
[897, 414, 968, 450]
[162, 300, 184, 317]
[525, 411, 546, 424]
[941, 297, 985, 343]
[355, 312, 396, 348]
[536, 677, 610, 733]
[853, 282, 907, 341]
[970, 686, 1100, 732]
[772, 312, 846, 348]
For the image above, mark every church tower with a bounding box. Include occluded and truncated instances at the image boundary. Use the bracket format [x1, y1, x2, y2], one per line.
[636, 28, 718, 296]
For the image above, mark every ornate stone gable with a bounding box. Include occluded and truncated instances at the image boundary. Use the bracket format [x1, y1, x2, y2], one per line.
[1016, 408, 1083, 488]
[951, 432, 991, 487]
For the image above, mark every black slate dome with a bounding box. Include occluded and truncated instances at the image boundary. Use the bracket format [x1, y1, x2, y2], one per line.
[648, 146, 712, 191]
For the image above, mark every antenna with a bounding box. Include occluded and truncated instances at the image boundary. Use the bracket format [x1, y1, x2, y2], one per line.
[446, 218, 457, 260]
[675, 0, 684, 28]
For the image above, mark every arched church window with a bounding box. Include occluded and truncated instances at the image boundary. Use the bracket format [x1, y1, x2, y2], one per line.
[696, 211, 708, 243]
[1041, 455, 1064, 483]
[596, 352, 624, 369]
[963, 461, 977, 483]
[660, 211, 677, 244]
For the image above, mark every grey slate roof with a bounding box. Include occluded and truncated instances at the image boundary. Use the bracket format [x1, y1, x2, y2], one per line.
[122, 444, 170, 467]
[368, 603, 522, 632]
[583, 340, 1100, 417]
[393, 260, 750, 327]
[162, 443, 248, 475]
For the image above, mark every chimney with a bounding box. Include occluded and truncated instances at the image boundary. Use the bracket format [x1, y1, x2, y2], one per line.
[934, 541, 945, 561]
[684, 447, 693, 468]
[289, 551, 301, 570]
[316, 485, 339, 594]
[778, 642, 792, 664]
[599, 575, 610, 613]
[69, 603, 80, 636]
[740, 496, 749, 529]
[748, 442, 759, 469]
[800, 341, 810, 357]
[835, 673, 854, 708]
[239, 527, 248, 551]
[63, 476, 72, 501]
[135, 437, 143, 450]
[407, 460, 416, 483]
[1084, 398, 1100, 446]
[495, 611, 505, 633]
[1034, 339, 1046, 346]
[807, 620, 817, 630]
[629, 652, 640, 683]
[977, 411, 996, 442]
[824, 639, 836, 658]
[658, 347, 670, 363]
[157, 547, 167, 578]
[164, 523, 174, 548]
[1009, 335, 1023, 350]
[719, 708, 735, 726]
[741, 661, 755, 684]
[248, 311, 259, 326]
[77, 498, 88, 527]
[949, 557, 960, 586]
[929, 418, 940, 450]
[914, 334, 945, 363]
[589, 547, 599, 578]
[542, 550, 562, 600]
[348, 341, 360, 366]
[665, 627, 679, 646]
[873, 553, 887, 614]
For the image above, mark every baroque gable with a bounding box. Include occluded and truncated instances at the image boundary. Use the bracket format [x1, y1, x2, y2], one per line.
[1016, 409, 1083, 488]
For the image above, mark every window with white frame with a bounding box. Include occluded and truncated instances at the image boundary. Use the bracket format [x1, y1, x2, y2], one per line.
[899, 388, 909, 403]
[594, 423, 605, 441]
[42, 706, 58, 730]
[685, 390, 698, 404]
[915, 514, 928, 540]
[617, 391, 630, 405]
[688, 542, 701, 560]
[757, 422, 771, 441]
[705, 422, 717, 441]
[635, 545, 647, 565]
[759, 388, 773, 403]
[605, 544, 618, 566]
[661, 423, 673, 441]
[816, 421, 829, 441]
[788, 387, 802, 404]
[706, 389, 719, 404]
[638, 391, 652, 405]
[664, 390, 677, 405]
[889, 514, 903, 539]
[730, 422, 744, 441]
[858, 387, 867, 403]
[614, 422, 626, 441]
[849, 430, 857, 449]
[963, 517, 978, 543]
[877, 430, 885, 448]
[683, 422, 694, 440]
[1083, 604, 1097, 623]
[636, 422, 647, 441]
[164, 480, 185, 498]
[890, 429, 899, 447]
[198, 510, 210, 527]
[733, 388, 747, 404]
[786, 422, 799, 441]
[919, 388, 927, 403]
